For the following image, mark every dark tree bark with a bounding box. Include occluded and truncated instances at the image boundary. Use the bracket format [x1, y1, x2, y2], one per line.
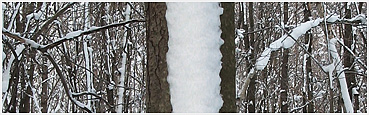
[343, 2, 357, 113]
[145, 2, 172, 113]
[246, 2, 256, 113]
[280, 2, 289, 113]
[19, 2, 33, 113]
[219, 2, 236, 113]
[303, 2, 315, 113]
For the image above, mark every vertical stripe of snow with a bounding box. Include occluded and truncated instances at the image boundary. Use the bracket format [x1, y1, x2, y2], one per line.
[328, 38, 354, 113]
[83, 40, 92, 108]
[116, 4, 130, 112]
[116, 53, 126, 112]
[166, 2, 224, 112]
[6, 3, 20, 31]
[83, 2, 92, 110]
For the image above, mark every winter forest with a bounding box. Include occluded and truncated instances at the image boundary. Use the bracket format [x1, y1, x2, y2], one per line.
[1, 2, 367, 113]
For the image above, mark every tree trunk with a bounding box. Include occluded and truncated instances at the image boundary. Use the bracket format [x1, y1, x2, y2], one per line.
[343, 2, 356, 113]
[246, 2, 256, 113]
[19, 2, 33, 113]
[303, 2, 315, 113]
[219, 2, 236, 113]
[41, 56, 48, 113]
[280, 2, 289, 113]
[145, 2, 172, 113]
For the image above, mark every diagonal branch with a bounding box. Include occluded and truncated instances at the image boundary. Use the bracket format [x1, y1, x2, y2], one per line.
[2, 20, 145, 52]
[44, 53, 92, 113]
[30, 2, 76, 41]
[39, 20, 145, 52]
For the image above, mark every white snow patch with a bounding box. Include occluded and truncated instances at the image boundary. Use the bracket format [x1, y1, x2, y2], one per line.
[282, 19, 322, 48]
[124, 3, 131, 21]
[326, 14, 340, 23]
[2, 3, 5, 10]
[2, 45, 24, 92]
[352, 87, 359, 95]
[294, 95, 302, 101]
[166, 2, 223, 113]
[255, 48, 271, 70]
[65, 30, 83, 39]
[2, 52, 5, 62]
[323, 63, 335, 89]
[24, 38, 42, 48]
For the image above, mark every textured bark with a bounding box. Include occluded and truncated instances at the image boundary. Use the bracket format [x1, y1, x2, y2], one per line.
[219, 2, 236, 113]
[145, 2, 172, 113]
[280, 2, 289, 113]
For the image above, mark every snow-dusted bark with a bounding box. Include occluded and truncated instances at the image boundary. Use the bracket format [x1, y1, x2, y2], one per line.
[82, 2, 93, 110]
[116, 3, 130, 112]
[116, 54, 126, 112]
[239, 67, 255, 99]
[328, 38, 354, 113]
[6, 3, 20, 31]
[166, 2, 224, 112]
[2, 45, 24, 92]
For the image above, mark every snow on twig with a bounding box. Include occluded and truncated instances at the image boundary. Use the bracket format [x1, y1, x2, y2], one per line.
[40, 20, 144, 52]
[2, 28, 45, 49]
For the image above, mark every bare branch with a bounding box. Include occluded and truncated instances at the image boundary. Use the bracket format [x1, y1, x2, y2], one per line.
[39, 20, 145, 52]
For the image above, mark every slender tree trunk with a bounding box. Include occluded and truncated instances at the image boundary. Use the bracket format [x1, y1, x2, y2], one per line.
[145, 2, 172, 113]
[219, 2, 236, 113]
[41, 56, 48, 113]
[303, 2, 315, 113]
[343, 2, 357, 113]
[19, 2, 32, 113]
[280, 2, 289, 113]
[246, 2, 256, 113]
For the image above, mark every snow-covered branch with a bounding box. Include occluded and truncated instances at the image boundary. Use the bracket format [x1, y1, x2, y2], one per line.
[255, 13, 366, 71]
[40, 20, 144, 52]
[2, 20, 144, 52]
[2, 28, 45, 49]
[29, 2, 75, 41]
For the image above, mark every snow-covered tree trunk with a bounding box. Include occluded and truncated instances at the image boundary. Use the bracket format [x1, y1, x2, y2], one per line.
[166, 2, 224, 112]
[82, 2, 93, 112]
[116, 3, 130, 113]
[328, 38, 354, 113]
